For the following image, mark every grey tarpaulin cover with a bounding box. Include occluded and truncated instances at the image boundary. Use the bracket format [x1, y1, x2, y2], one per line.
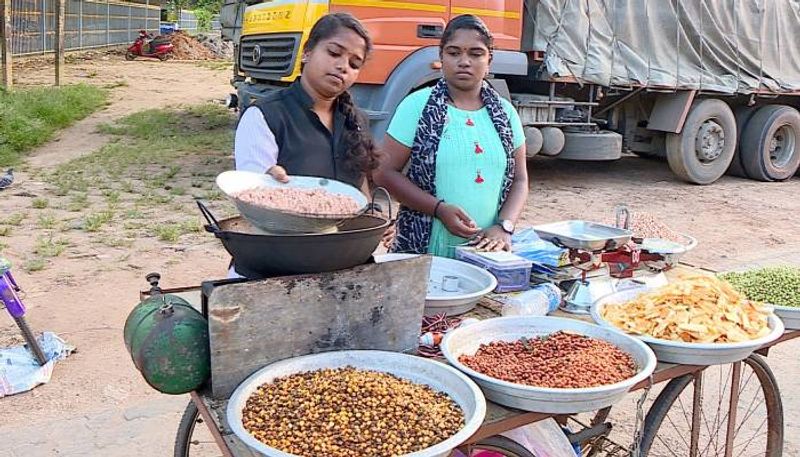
[529, 0, 800, 94]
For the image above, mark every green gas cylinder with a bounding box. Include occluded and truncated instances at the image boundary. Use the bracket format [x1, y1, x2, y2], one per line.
[124, 273, 210, 394]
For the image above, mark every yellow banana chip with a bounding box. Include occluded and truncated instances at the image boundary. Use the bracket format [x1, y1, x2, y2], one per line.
[601, 274, 772, 343]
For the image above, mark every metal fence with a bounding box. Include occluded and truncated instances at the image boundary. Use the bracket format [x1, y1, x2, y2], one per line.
[8, 0, 160, 56]
[176, 11, 221, 34]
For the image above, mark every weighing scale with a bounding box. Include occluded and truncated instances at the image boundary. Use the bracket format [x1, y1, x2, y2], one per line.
[532, 210, 696, 314]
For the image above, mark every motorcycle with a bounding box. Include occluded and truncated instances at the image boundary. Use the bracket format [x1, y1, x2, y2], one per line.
[126, 30, 174, 61]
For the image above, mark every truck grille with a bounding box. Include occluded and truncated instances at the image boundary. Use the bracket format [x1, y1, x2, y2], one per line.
[239, 33, 301, 79]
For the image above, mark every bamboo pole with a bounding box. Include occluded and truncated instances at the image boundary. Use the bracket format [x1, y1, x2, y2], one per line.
[1, 0, 11, 88]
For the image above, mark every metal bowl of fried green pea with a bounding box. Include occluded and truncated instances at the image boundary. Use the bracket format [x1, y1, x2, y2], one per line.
[719, 266, 800, 330]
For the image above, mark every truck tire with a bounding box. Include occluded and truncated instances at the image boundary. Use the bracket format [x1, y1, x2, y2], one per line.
[728, 106, 757, 178]
[523, 126, 543, 158]
[739, 105, 800, 181]
[557, 130, 622, 161]
[539, 127, 565, 156]
[665, 98, 736, 185]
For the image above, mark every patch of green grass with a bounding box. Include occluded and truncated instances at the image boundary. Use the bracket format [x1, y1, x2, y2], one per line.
[34, 237, 70, 257]
[164, 165, 180, 179]
[123, 208, 145, 219]
[123, 221, 146, 230]
[120, 181, 135, 193]
[3, 212, 26, 226]
[0, 241, 7, 252]
[49, 105, 233, 195]
[154, 224, 182, 242]
[152, 220, 201, 242]
[50, 171, 90, 196]
[0, 84, 108, 166]
[24, 257, 46, 273]
[84, 211, 114, 232]
[37, 212, 58, 230]
[98, 103, 232, 142]
[95, 235, 134, 248]
[67, 192, 89, 212]
[32, 197, 49, 209]
[0, 226, 11, 236]
[169, 186, 186, 196]
[204, 189, 224, 201]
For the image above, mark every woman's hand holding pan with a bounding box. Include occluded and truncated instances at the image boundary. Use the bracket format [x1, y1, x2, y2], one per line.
[266, 165, 290, 183]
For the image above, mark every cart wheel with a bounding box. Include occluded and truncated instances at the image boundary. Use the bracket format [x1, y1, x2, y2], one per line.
[174, 401, 222, 457]
[125, 52, 136, 61]
[455, 435, 537, 456]
[640, 355, 783, 456]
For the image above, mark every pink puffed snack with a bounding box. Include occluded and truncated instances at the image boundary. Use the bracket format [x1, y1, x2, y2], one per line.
[234, 187, 361, 215]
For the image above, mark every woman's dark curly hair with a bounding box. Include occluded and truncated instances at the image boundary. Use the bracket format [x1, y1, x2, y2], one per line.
[304, 13, 378, 175]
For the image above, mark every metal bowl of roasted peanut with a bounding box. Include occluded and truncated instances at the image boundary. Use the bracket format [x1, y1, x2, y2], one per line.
[227, 350, 486, 457]
[441, 316, 656, 414]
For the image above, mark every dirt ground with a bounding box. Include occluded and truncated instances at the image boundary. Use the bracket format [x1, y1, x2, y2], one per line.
[1, 56, 799, 457]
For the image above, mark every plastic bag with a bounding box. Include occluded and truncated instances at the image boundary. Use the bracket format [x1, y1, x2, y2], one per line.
[0, 332, 74, 397]
[502, 419, 578, 457]
[512, 229, 568, 267]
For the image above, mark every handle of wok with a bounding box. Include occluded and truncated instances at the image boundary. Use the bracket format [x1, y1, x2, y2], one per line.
[370, 187, 394, 221]
[195, 199, 221, 233]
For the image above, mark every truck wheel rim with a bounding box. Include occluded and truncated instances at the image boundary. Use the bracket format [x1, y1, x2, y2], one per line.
[769, 124, 796, 169]
[694, 120, 725, 163]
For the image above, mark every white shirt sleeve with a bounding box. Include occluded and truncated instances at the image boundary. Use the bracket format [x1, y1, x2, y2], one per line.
[234, 106, 279, 173]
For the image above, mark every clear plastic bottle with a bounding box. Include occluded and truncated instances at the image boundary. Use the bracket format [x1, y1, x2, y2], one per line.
[499, 283, 563, 317]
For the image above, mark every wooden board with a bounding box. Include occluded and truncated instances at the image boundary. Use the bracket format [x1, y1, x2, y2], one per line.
[207, 256, 431, 398]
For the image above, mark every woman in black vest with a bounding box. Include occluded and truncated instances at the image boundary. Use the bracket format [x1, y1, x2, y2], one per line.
[234, 13, 377, 193]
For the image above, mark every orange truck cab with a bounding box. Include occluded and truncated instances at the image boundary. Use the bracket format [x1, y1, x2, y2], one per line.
[221, 0, 528, 142]
[220, 0, 800, 184]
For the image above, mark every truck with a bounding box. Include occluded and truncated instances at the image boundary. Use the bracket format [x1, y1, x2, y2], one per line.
[219, 0, 800, 185]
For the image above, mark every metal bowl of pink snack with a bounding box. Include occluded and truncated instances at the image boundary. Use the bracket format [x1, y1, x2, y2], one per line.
[216, 170, 368, 234]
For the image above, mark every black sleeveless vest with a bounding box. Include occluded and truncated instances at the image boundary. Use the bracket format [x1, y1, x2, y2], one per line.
[255, 81, 364, 189]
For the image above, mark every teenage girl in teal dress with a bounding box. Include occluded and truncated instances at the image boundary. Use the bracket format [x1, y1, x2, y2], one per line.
[374, 14, 529, 258]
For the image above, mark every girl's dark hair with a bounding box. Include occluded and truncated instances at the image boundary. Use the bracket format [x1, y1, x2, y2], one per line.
[304, 13, 377, 175]
[440, 14, 494, 53]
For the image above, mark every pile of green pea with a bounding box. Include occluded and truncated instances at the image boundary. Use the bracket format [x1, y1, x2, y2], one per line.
[720, 266, 800, 308]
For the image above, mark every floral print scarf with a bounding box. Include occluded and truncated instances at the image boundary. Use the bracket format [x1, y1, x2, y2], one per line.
[391, 78, 516, 254]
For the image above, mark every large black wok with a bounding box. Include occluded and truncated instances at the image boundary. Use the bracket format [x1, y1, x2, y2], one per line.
[197, 201, 390, 278]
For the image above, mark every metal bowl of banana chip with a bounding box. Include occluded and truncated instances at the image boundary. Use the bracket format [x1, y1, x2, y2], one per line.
[591, 275, 784, 365]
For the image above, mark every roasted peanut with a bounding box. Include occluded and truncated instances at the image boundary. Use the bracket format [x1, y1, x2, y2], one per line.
[458, 332, 636, 388]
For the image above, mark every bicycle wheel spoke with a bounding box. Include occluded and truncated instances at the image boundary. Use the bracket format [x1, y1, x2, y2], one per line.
[654, 434, 683, 457]
[699, 389, 723, 456]
[732, 390, 766, 438]
[664, 410, 692, 450]
[677, 394, 693, 429]
[733, 417, 768, 456]
[738, 370, 756, 396]
[710, 364, 735, 457]
[713, 365, 731, 434]
[732, 432, 767, 452]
